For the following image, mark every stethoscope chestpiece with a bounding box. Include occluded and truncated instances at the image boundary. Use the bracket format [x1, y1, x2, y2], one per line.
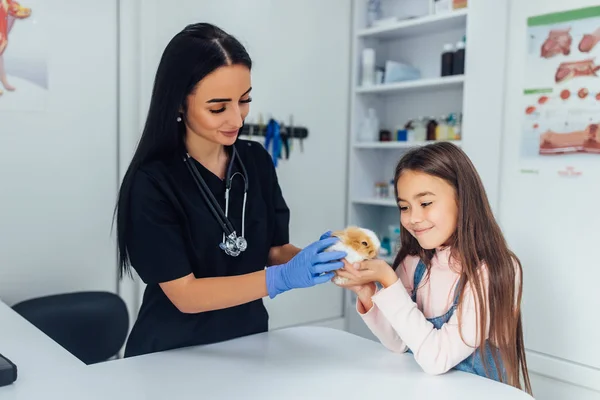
[219, 232, 246, 257]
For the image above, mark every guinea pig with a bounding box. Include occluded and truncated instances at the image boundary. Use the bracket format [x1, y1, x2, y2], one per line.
[325, 226, 381, 285]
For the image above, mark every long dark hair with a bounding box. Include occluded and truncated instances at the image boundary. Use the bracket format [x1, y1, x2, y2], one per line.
[393, 142, 531, 395]
[114, 23, 252, 278]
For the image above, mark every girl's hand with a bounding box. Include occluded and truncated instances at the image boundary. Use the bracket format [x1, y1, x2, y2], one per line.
[332, 260, 376, 295]
[332, 261, 378, 313]
[335, 259, 398, 288]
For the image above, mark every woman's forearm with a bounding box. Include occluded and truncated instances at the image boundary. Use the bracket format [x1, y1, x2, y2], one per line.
[160, 270, 269, 314]
[267, 244, 301, 266]
[160, 244, 302, 314]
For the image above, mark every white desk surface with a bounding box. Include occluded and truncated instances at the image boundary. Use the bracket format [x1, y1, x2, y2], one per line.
[0, 301, 534, 399]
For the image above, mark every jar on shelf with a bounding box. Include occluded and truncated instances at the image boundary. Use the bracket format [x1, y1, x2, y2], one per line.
[374, 181, 388, 198]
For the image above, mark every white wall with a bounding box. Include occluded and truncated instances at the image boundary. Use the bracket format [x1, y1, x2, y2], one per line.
[499, 0, 600, 397]
[0, 0, 118, 304]
[118, 0, 352, 330]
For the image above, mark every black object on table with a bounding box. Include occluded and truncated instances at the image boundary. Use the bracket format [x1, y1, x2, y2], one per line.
[0, 353, 17, 387]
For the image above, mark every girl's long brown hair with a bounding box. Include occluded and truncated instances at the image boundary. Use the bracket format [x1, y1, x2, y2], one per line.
[392, 142, 531, 395]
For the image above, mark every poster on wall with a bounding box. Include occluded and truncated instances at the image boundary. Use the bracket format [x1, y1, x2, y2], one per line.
[0, 0, 46, 112]
[520, 5, 600, 177]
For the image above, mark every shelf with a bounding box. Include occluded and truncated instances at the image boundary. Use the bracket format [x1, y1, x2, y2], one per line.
[357, 9, 468, 40]
[353, 140, 462, 149]
[355, 75, 464, 95]
[352, 198, 398, 207]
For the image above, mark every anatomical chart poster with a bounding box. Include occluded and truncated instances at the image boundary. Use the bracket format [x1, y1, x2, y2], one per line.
[0, 0, 46, 112]
[521, 5, 600, 176]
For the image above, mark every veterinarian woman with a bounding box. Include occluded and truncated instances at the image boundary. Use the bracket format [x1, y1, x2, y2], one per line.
[114, 23, 346, 357]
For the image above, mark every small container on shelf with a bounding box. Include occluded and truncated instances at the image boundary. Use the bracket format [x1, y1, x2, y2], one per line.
[433, 0, 453, 14]
[379, 129, 392, 141]
[388, 225, 401, 255]
[361, 48, 376, 86]
[447, 112, 462, 140]
[374, 181, 389, 198]
[426, 117, 438, 141]
[413, 117, 427, 141]
[357, 108, 379, 142]
[453, 39, 466, 75]
[383, 60, 421, 84]
[435, 115, 449, 140]
[441, 43, 455, 77]
[380, 237, 391, 258]
[366, 0, 382, 28]
[453, 0, 468, 10]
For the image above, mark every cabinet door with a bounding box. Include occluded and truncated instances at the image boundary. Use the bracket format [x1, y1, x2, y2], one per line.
[0, 0, 119, 303]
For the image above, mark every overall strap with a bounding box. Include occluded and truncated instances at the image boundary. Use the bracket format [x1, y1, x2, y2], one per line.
[411, 260, 427, 301]
[452, 279, 462, 307]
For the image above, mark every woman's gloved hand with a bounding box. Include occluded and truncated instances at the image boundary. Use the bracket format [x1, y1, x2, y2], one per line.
[320, 230, 332, 240]
[265, 236, 346, 299]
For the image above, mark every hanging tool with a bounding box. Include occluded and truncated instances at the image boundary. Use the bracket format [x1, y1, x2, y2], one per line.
[264, 118, 281, 167]
[279, 122, 290, 159]
[291, 114, 303, 153]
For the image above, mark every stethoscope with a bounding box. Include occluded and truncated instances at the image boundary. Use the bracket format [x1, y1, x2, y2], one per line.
[183, 145, 249, 257]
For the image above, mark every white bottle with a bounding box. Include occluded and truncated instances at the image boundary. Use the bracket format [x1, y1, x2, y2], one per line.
[413, 117, 427, 142]
[358, 108, 379, 142]
[361, 48, 376, 87]
[366, 0, 382, 27]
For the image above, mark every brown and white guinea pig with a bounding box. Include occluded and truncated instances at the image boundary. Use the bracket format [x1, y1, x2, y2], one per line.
[325, 226, 381, 285]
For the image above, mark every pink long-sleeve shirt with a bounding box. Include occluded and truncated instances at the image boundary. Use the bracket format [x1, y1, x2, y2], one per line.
[359, 247, 500, 375]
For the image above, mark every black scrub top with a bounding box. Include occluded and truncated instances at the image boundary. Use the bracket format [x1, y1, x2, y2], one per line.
[123, 139, 290, 357]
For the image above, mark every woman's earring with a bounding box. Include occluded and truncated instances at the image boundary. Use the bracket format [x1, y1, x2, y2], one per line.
[176, 116, 182, 122]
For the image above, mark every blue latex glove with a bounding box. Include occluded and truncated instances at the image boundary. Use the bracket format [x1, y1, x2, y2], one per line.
[265, 236, 346, 299]
[320, 230, 332, 240]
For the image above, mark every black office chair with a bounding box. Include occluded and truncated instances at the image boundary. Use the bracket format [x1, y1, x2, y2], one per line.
[12, 291, 129, 365]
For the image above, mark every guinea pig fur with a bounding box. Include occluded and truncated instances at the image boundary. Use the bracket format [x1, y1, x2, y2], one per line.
[325, 226, 381, 285]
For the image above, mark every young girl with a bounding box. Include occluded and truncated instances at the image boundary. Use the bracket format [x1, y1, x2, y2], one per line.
[334, 142, 532, 395]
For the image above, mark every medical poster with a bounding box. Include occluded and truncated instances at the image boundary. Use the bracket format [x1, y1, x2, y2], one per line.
[520, 5, 600, 176]
[0, 0, 47, 112]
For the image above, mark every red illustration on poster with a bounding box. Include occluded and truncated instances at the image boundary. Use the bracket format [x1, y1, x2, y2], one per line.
[521, 5, 600, 174]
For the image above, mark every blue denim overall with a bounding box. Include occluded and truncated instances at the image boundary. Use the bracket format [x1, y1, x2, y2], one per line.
[407, 260, 506, 382]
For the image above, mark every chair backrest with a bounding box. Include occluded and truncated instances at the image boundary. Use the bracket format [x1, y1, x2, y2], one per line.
[12, 291, 129, 365]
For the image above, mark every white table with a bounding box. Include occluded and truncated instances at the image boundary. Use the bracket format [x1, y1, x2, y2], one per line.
[0, 301, 534, 399]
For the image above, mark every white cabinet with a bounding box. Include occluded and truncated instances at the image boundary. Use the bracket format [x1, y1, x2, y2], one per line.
[344, 0, 469, 339]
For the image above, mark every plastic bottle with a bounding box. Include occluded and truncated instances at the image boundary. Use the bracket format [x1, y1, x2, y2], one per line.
[366, 0, 382, 28]
[413, 117, 427, 141]
[446, 113, 456, 140]
[388, 225, 401, 255]
[358, 108, 379, 142]
[436, 115, 448, 140]
[454, 112, 463, 140]
[453, 40, 466, 75]
[361, 48, 376, 86]
[426, 117, 438, 141]
[441, 43, 454, 76]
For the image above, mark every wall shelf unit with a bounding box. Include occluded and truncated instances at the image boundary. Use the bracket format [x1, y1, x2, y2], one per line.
[353, 139, 462, 149]
[356, 8, 468, 40]
[344, 0, 470, 339]
[355, 75, 464, 95]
